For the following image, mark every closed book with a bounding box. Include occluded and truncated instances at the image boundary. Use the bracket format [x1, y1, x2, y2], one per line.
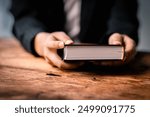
[62, 44, 124, 61]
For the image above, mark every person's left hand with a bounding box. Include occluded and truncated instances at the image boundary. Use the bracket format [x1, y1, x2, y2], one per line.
[92, 33, 136, 66]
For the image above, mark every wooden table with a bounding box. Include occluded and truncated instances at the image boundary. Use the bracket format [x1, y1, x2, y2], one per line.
[0, 38, 150, 100]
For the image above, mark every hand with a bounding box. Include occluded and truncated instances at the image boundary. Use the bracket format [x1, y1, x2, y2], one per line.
[109, 33, 136, 64]
[34, 31, 83, 69]
[92, 33, 136, 66]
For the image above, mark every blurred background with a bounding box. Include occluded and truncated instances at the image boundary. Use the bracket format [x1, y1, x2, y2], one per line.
[0, 0, 149, 52]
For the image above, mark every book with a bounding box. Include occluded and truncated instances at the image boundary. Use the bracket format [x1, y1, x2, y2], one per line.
[62, 44, 124, 61]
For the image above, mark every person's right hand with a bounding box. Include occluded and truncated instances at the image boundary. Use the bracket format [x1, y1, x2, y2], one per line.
[34, 31, 83, 69]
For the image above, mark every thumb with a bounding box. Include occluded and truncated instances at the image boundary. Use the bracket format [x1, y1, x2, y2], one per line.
[108, 33, 123, 45]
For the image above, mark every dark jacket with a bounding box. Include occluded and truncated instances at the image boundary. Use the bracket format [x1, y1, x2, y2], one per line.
[10, 0, 139, 55]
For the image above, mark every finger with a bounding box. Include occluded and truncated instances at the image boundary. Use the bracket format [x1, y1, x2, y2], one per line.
[108, 33, 123, 45]
[123, 35, 136, 63]
[44, 56, 55, 66]
[46, 51, 82, 69]
[51, 32, 74, 45]
[46, 40, 65, 49]
[123, 35, 136, 53]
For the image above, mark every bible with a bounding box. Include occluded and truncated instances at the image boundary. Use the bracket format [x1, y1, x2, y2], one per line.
[62, 44, 124, 61]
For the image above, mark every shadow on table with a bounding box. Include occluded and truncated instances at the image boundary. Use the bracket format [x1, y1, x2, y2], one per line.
[69, 52, 150, 76]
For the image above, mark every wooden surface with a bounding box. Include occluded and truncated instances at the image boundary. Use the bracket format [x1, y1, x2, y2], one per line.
[0, 38, 150, 100]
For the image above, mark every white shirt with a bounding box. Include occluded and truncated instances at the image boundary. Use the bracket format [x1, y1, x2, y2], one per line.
[63, 0, 81, 42]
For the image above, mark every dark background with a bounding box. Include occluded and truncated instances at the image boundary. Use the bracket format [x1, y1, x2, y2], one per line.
[0, 0, 149, 51]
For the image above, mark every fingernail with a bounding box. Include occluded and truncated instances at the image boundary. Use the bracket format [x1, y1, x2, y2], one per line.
[59, 42, 64, 48]
[65, 40, 73, 45]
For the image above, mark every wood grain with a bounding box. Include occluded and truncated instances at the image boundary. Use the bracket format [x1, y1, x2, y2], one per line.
[0, 38, 150, 99]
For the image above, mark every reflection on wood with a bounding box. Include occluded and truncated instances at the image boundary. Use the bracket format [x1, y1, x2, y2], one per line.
[0, 38, 150, 99]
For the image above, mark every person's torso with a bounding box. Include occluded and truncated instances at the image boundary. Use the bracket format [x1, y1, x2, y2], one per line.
[33, 0, 115, 43]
